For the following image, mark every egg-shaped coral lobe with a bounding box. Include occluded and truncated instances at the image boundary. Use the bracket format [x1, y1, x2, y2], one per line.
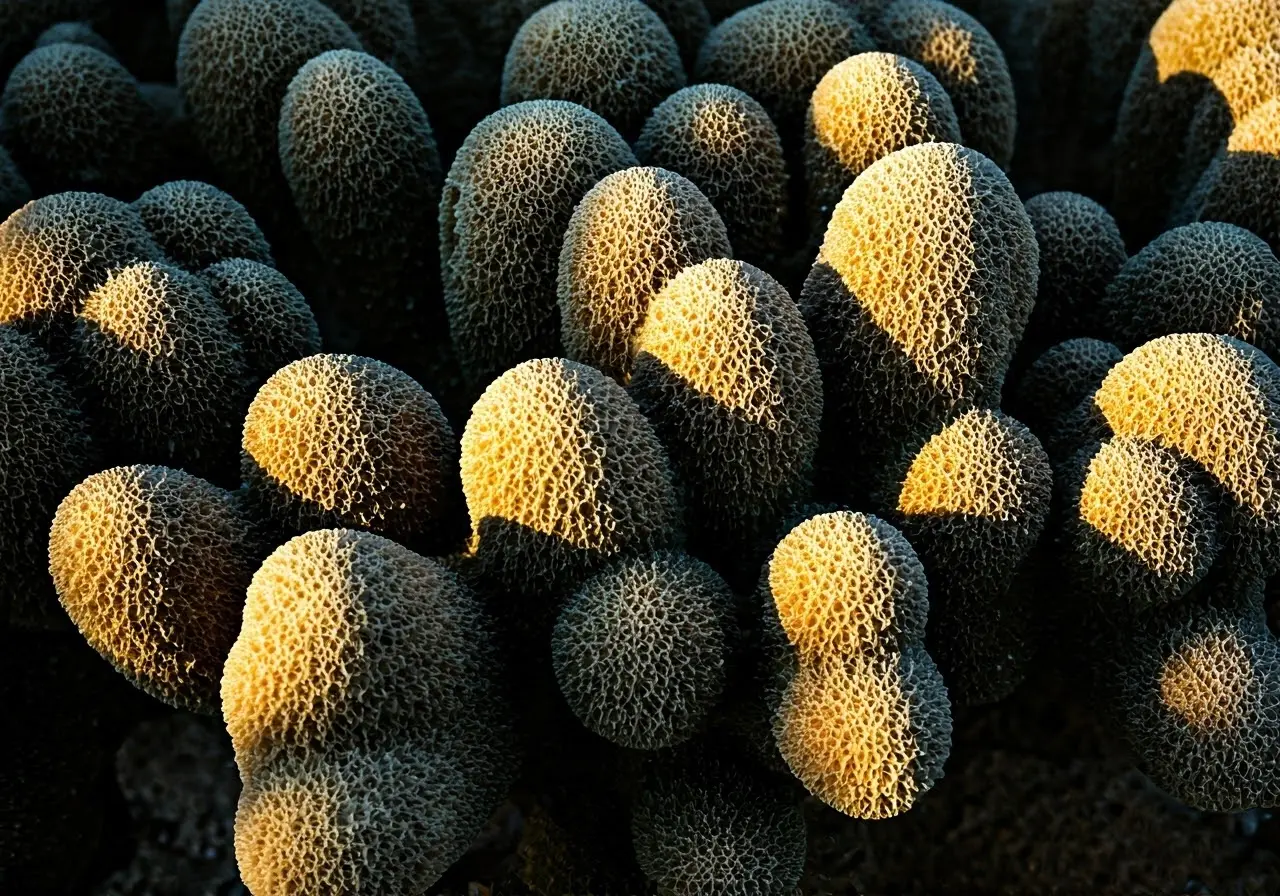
[133, 179, 274, 272]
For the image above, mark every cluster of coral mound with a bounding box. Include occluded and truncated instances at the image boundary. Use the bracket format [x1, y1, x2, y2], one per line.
[3, 0, 1280, 893]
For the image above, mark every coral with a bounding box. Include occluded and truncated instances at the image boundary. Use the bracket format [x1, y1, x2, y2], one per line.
[643, 0, 712, 67]
[1062, 437, 1220, 612]
[241, 354, 461, 550]
[460, 358, 681, 600]
[1093, 333, 1280, 580]
[804, 52, 961, 238]
[552, 551, 735, 749]
[175, 0, 361, 211]
[694, 0, 875, 136]
[278, 49, 441, 319]
[1, 42, 161, 196]
[501, 0, 686, 139]
[635, 84, 788, 262]
[34, 20, 114, 54]
[72, 260, 249, 475]
[629, 259, 822, 568]
[133, 179, 273, 272]
[875, 0, 1017, 170]
[0, 0, 111, 76]
[440, 101, 635, 387]
[631, 751, 807, 895]
[47, 464, 263, 714]
[1020, 191, 1127, 345]
[1184, 96, 1280, 257]
[1099, 222, 1280, 355]
[0, 325, 91, 627]
[558, 166, 731, 382]
[800, 142, 1037, 473]
[1011, 338, 1123, 438]
[321, 0, 420, 79]
[0, 145, 30, 218]
[200, 259, 321, 383]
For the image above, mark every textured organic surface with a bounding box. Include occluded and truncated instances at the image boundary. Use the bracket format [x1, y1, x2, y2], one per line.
[133, 179, 273, 272]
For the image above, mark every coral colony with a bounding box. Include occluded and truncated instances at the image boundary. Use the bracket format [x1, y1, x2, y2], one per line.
[5, 0, 1280, 893]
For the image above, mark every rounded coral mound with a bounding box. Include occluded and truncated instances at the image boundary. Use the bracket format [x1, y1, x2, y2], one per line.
[241, 354, 461, 550]
[200, 259, 321, 384]
[875, 0, 1017, 170]
[501, 0, 686, 139]
[1063, 437, 1221, 612]
[440, 101, 635, 387]
[133, 179, 273, 272]
[0, 325, 91, 627]
[643, 0, 711, 67]
[631, 751, 807, 895]
[0, 191, 163, 336]
[279, 49, 441, 317]
[635, 84, 788, 262]
[1011, 337, 1123, 440]
[321, 0, 420, 79]
[1, 42, 161, 196]
[460, 358, 681, 600]
[694, 0, 874, 136]
[552, 551, 735, 749]
[1099, 222, 1280, 355]
[894, 410, 1051, 705]
[48, 464, 262, 714]
[558, 166, 731, 382]
[629, 258, 821, 570]
[72, 260, 249, 476]
[1020, 191, 1127, 345]
[804, 52, 961, 238]
[1093, 333, 1280, 579]
[800, 142, 1038, 474]
[175, 0, 361, 210]
[34, 20, 114, 54]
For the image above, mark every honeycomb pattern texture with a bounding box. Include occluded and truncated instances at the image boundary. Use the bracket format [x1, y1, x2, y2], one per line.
[761, 511, 952, 819]
[200, 259, 322, 384]
[72, 260, 249, 476]
[1011, 337, 1123, 439]
[460, 358, 682, 599]
[47, 465, 262, 714]
[175, 0, 362, 209]
[0, 0, 110, 75]
[805, 52, 961, 238]
[558, 166, 731, 382]
[0, 325, 91, 627]
[1099, 222, 1280, 356]
[1110, 0, 1280, 243]
[635, 84, 788, 262]
[800, 142, 1038, 473]
[0, 146, 31, 218]
[629, 259, 822, 565]
[278, 49, 441, 313]
[1020, 191, 1127, 345]
[0, 191, 163, 336]
[133, 179, 274, 272]
[241, 354, 460, 550]
[1093, 334, 1280, 580]
[895, 410, 1052, 705]
[631, 752, 807, 895]
[551, 551, 734, 749]
[643, 0, 712, 66]
[1, 42, 161, 196]
[694, 0, 875, 136]
[501, 0, 686, 139]
[875, 0, 1017, 170]
[1102, 590, 1280, 812]
[1184, 96, 1280, 257]
[1063, 437, 1221, 612]
[440, 101, 635, 387]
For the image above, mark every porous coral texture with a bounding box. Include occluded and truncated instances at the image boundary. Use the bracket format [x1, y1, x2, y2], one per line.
[133, 179, 273, 272]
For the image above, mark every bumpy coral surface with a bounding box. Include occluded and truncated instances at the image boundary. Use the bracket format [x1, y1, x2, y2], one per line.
[321, 0, 419, 78]
[501, 0, 685, 139]
[460, 358, 681, 598]
[636, 84, 788, 261]
[552, 551, 734, 749]
[0, 191, 162, 336]
[694, 0, 875, 135]
[133, 179, 273, 272]
[558, 166, 731, 382]
[875, 0, 1018, 169]
[48, 465, 262, 714]
[440, 101, 635, 386]
[242, 354, 460, 548]
[1099, 222, 1280, 355]
[1012, 338, 1124, 438]
[804, 52, 961, 237]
